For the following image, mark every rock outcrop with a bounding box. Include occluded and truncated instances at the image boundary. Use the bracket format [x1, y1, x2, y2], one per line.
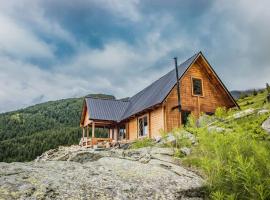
[262, 117, 270, 134]
[0, 146, 205, 200]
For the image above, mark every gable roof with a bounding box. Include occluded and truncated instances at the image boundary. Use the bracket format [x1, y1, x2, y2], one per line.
[120, 52, 200, 119]
[84, 52, 238, 123]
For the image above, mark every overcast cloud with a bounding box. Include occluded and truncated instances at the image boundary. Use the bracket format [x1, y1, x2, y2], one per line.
[0, 0, 269, 113]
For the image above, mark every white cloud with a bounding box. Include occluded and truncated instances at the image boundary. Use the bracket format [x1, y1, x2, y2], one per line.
[0, 0, 76, 46]
[0, 0, 269, 113]
[0, 56, 97, 112]
[96, 0, 141, 22]
[0, 14, 54, 59]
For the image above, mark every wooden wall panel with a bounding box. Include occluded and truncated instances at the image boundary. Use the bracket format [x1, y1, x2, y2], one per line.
[164, 57, 236, 132]
[149, 107, 164, 138]
[164, 88, 181, 133]
[128, 118, 137, 140]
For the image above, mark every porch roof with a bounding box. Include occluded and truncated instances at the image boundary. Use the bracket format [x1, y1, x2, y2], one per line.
[85, 97, 129, 122]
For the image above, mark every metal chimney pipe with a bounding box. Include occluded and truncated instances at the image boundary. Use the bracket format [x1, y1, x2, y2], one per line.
[174, 57, 181, 112]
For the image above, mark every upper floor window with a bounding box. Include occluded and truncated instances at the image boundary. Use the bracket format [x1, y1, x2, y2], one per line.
[192, 78, 203, 96]
[138, 115, 148, 137]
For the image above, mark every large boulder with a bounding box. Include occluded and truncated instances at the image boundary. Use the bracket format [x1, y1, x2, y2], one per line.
[262, 117, 270, 134]
[159, 130, 197, 147]
[258, 109, 270, 115]
[0, 146, 205, 200]
[233, 108, 255, 119]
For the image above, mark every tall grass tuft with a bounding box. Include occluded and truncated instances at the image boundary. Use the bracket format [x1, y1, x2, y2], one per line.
[183, 109, 270, 200]
[130, 138, 155, 149]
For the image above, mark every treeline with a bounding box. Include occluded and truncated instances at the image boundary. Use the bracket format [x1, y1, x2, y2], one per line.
[0, 127, 81, 162]
[0, 94, 114, 162]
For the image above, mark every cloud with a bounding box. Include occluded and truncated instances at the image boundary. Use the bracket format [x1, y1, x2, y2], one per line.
[0, 0, 269, 113]
[95, 0, 141, 22]
[0, 56, 81, 112]
[0, 14, 54, 59]
[196, 0, 270, 89]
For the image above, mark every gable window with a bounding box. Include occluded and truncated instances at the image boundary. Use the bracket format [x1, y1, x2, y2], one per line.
[192, 78, 203, 96]
[138, 115, 148, 137]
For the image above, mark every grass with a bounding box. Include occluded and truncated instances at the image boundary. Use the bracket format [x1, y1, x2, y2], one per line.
[237, 90, 269, 110]
[130, 137, 155, 149]
[176, 89, 270, 199]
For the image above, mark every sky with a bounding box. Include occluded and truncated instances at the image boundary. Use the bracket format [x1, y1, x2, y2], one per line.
[0, 0, 269, 113]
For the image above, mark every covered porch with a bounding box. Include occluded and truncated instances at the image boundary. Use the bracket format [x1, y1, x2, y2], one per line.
[80, 120, 127, 148]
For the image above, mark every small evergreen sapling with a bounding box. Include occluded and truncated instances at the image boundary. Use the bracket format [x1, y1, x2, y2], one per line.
[266, 83, 270, 94]
[253, 89, 258, 96]
[266, 83, 270, 103]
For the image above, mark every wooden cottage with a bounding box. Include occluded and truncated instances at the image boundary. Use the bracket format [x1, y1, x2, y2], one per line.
[80, 52, 238, 146]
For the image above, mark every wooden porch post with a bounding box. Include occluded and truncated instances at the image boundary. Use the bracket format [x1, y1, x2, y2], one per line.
[86, 125, 89, 147]
[87, 125, 89, 139]
[92, 121, 95, 138]
[114, 127, 118, 141]
[82, 127, 85, 142]
[109, 128, 113, 139]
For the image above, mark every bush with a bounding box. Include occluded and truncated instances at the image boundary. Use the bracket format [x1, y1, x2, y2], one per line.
[214, 107, 227, 119]
[183, 111, 270, 200]
[130, 138, 155, 149]
[253, 89, 258, 96]
[239, 93, 248, 99]
[266, 83, 270, 94]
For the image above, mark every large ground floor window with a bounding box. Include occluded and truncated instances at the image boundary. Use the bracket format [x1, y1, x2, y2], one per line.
[138, 115, 148, 137]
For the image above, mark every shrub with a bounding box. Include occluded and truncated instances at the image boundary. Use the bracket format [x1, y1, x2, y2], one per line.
[130, 138, 155, 149]
[186, 113, 197, 129]
[183, 111, 270, 200]
[214, 107, 227, 119]
[266, 83, 270, 94]
[253, 89, 258, 96]
[239, 93, 248, 99]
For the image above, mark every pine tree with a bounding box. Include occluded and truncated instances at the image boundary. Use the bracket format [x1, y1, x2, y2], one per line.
[266, 83, 270, 94]
[253, 89, 258, 96]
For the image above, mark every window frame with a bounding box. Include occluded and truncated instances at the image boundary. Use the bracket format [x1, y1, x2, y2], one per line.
[137, 114, 149, 138]
[191, 77, 204, 97]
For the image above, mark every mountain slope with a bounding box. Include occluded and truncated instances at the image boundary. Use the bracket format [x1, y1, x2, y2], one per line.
[0, 94, 115, 162]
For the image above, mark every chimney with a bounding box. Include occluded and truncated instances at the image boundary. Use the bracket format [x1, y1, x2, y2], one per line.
[174, 57, 181, 112]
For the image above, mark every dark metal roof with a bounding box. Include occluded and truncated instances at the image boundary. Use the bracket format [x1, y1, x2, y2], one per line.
[121, 53, 200, 119]
[85, 98, 129, 122]
[85, 52, 238, 122]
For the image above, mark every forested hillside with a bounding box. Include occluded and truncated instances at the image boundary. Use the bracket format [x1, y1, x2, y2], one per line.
[0, 94, 115, 162]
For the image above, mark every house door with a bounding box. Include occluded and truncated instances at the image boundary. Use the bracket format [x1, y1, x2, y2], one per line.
[181, 110, 191, 126]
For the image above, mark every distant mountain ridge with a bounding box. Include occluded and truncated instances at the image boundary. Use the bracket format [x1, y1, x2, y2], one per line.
[0, 94, 115, 162]
[230, 88, 264, 99]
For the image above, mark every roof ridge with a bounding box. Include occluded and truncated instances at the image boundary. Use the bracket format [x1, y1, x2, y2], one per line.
[85, 96, 130, 102]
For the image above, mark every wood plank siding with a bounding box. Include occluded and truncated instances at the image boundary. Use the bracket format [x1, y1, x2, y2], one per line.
[126, 107, 165, 140]
[128, 118, 138, 140]
[163, 57, 235, 132]
[149, 107, 164, 138]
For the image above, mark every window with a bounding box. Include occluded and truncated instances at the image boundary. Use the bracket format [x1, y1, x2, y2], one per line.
[138, 116, 148, 137]
[192, 78, 203, 96]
